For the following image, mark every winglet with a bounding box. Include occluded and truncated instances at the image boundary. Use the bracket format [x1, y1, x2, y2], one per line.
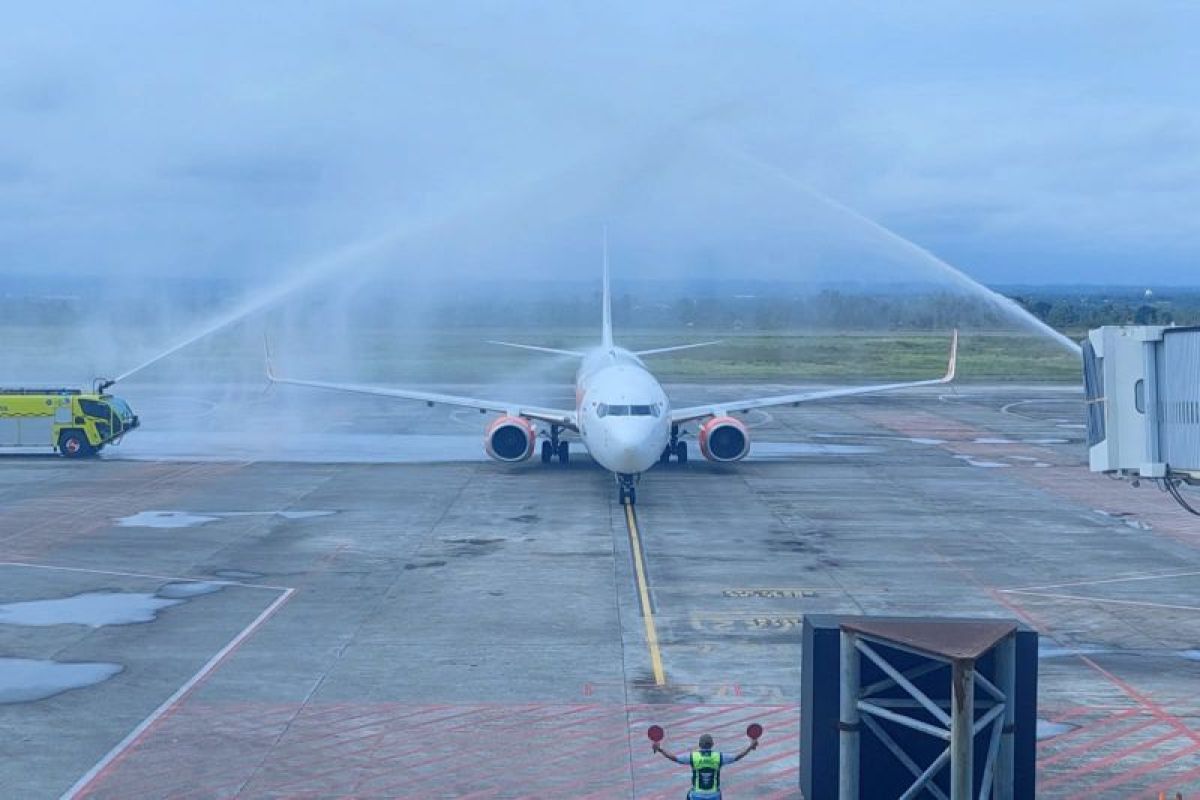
[942, 329, 959, 382]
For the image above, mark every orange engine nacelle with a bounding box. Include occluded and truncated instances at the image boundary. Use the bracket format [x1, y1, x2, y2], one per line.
[484, 416, 537, 462]
[698, 416, 751, 462]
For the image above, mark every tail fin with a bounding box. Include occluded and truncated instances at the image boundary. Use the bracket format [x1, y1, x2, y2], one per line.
[601, 229, 614, 348]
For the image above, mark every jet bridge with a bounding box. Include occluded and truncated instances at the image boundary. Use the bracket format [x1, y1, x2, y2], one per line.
[1084, 325, 1200, 512]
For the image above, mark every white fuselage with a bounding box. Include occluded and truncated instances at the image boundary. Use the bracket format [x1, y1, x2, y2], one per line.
[575, 346, 671, 475]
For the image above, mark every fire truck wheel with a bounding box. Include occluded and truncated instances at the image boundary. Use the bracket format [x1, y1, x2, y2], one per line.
[58, 430, 95, 458]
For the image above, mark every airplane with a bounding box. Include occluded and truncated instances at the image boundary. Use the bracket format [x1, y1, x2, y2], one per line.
[267, 244, 958, 504]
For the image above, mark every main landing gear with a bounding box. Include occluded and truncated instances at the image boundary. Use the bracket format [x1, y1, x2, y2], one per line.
[659, 424, 688, 465]
[617, 473, 638, 505]
[541, 425, 569, 465]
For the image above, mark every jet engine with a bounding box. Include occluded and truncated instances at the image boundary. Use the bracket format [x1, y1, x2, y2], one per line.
[698, 416, 751, 462]
[484, 415, 537, 462]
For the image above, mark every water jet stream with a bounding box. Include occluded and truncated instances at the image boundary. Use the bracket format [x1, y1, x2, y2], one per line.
[722, 143, 1083, 357]
[107, 150, 603, 385]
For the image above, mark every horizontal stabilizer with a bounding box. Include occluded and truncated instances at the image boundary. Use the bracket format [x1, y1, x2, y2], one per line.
[487, 340, 585, 357]
[634, 340, 723, 356]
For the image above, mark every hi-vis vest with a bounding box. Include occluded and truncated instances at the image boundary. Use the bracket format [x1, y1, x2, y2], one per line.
[690, 750, 722, 793]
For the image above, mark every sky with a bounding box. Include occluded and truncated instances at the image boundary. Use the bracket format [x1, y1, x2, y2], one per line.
[2, 1, 1198, 287]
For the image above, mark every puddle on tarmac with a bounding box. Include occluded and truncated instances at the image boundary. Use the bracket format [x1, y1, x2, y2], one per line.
[212, 569, 264, 580]
[811, 433, 946, 446]
[0, 591, 184, 627]
[112, 432, 487, 463]
[1092, 510, 1152, 530]
[0, 658, 122, 703]
[118, 510, 335, 528]
[156, 581, 225, 599]
[1037, 719, 1079, 740]
[1039, 643, 1112, 659]
[0, 582, 225, 626]
[118, 511, 221, 528]
[953, 455, 1010, 468]
[746, 442, 880, 461]
[973, 437, 1070, 445]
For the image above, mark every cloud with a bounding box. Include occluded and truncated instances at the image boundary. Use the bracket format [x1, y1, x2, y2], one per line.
[0, 1, 1197, 284]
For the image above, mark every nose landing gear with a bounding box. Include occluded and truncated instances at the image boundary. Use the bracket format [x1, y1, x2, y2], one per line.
[617, 473, 638, 505]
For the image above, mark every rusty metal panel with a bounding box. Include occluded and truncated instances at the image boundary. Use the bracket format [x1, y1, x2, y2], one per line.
[842, 618, 1017, 661]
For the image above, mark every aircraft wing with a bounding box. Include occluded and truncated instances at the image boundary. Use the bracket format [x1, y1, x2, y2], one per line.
[267, 368, 577, 430]
[670, 330, 958, 424]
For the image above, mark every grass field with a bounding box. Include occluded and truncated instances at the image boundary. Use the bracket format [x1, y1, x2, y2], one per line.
[3, 320, 1081, 386]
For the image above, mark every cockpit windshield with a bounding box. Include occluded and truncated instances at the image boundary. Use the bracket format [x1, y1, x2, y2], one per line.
[596, 403, 661, 418]
[108, 398, 135, 420]
[79, 399, 111, 419]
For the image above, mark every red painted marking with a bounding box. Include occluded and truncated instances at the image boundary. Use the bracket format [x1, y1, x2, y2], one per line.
[988, 583, 1200, 765]
[1080, 741, 1200, 797]
[1040, 729, 1181, 789]
[1038, 715, 1160, 767]
[1076, 654, 1200, 749]
[82, 702, 801, 798]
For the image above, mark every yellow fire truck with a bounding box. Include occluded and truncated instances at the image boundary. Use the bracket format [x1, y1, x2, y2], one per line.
[0, 388, 140, 457]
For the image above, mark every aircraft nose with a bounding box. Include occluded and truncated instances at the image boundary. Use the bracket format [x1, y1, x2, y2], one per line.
[606, 427, 655, 472]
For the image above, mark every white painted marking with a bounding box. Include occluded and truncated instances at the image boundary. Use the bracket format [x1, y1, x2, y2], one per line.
[60, 586, 295, 799]
[1001, 590, 1200, 613]
[1001, 569, 1200, 593]
[116, 510, 336, 528]
[953, 455, 1009, 468]
[0, 560, 289, 591]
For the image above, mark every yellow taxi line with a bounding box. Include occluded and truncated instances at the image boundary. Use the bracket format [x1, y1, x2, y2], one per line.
[624, 502, 666, 686]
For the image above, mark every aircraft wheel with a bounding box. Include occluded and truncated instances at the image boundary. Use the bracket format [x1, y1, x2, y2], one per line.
[557, 441, 569, 465]
[540, 440, 553, 464]
[627, 486, 637, 505]
[659, 447, 671, 465]
[676, 441, 688, 464]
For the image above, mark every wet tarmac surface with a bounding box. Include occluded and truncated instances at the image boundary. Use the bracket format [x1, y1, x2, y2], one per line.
[1, 383, 1199, 797]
